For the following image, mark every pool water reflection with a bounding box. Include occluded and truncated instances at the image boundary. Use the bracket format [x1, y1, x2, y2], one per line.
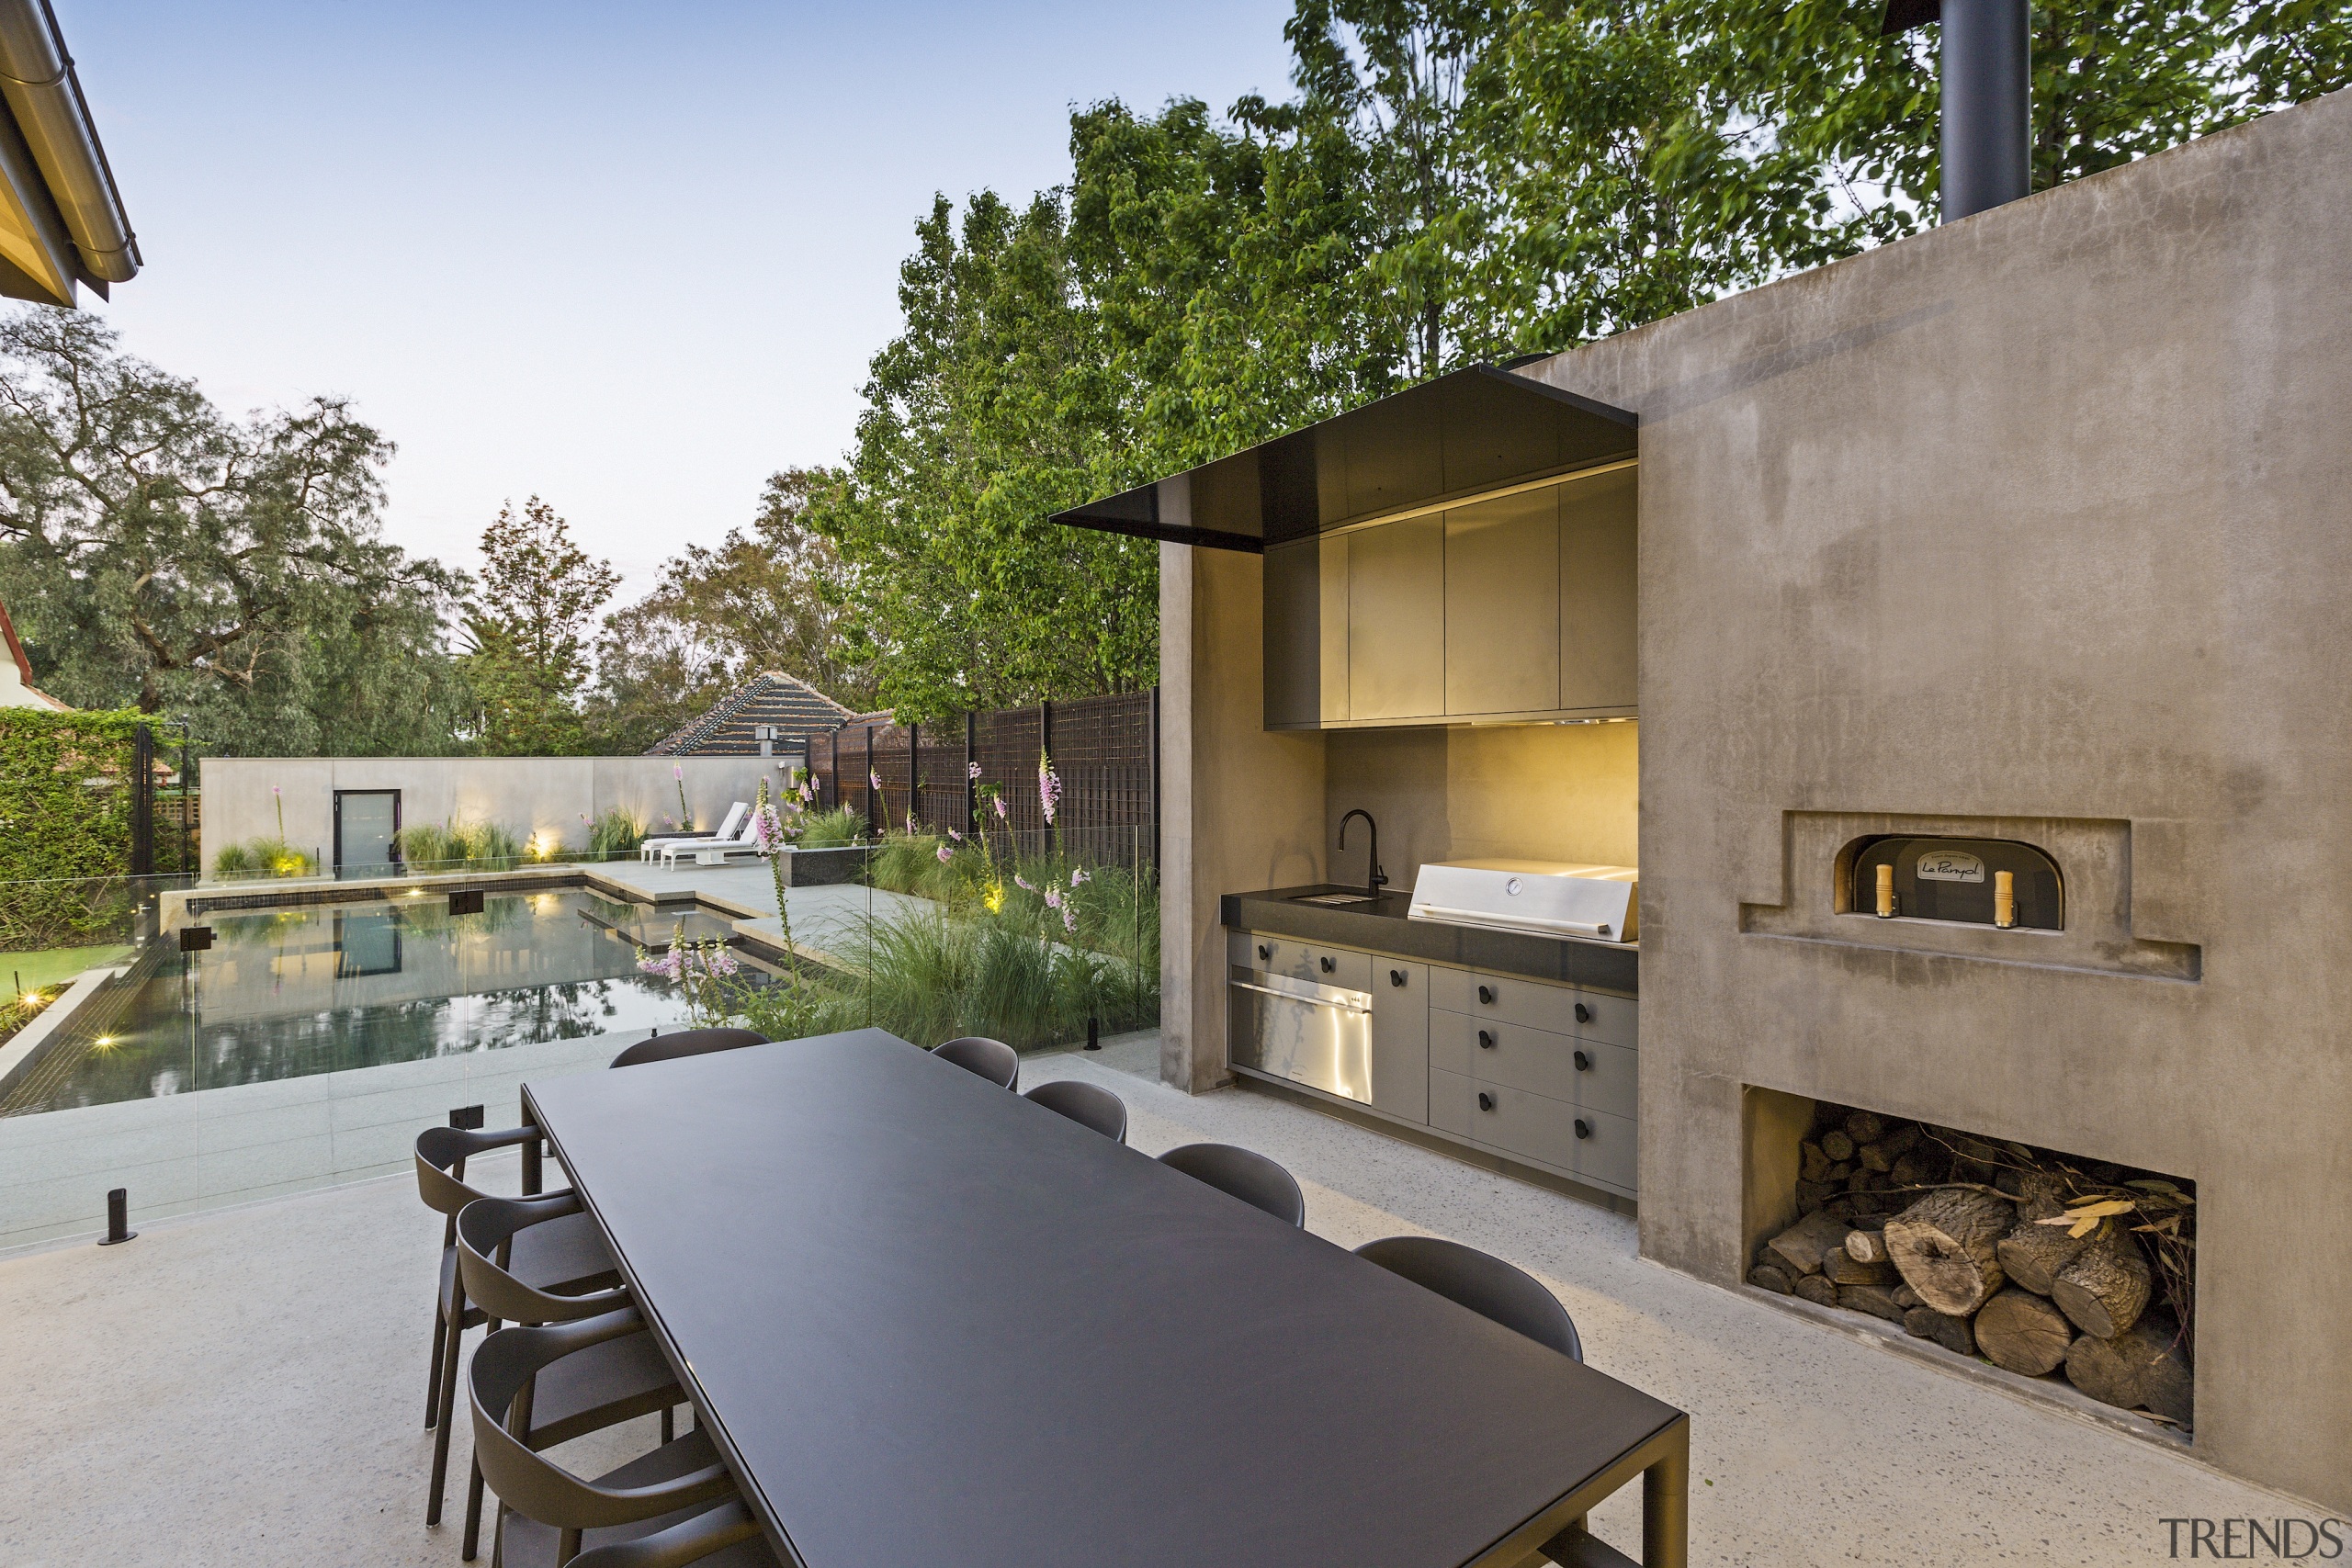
[0, 890, 766, 1117]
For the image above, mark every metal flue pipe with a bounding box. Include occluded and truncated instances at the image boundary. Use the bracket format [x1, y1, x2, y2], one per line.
[1885, 0, 2032, 221]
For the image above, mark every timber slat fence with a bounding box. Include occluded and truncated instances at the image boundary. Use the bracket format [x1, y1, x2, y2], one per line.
[810, 690, 1159, 871]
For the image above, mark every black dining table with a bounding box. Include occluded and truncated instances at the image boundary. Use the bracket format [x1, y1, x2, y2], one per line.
[521, 1028, 1688, 1568]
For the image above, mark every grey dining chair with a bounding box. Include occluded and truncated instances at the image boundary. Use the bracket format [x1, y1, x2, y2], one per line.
[414, 1126, 616, 1437]
[444, 1196, 688, 1559]
[933, 1035, 1019, 1089]
[469, 1312, 778, 1568]
[1158, 1143, 1306, 1227]
[1023, 1078, 1127, 1143]
[609, 1026, 770, 1069]
[1353, 1235, 1584, 1361]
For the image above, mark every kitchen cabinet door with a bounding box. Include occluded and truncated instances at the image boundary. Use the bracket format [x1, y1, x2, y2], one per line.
[1445, 488, 1559, 716]
[1560, 465, 1637, 712]
[1368, 959, 1430, 1123]
[1347, 514, 1446, 719]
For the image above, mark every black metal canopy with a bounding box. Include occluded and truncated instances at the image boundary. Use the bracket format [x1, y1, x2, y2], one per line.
[1050, 365, 1636, 554]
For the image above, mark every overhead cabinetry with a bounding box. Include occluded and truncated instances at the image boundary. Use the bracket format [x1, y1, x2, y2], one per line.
[1049, 365, 1639, 731]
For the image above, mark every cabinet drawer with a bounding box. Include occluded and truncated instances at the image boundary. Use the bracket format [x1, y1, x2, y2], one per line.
[1465, 1081, 1637, 1190]
[1430, 965, 1636, 1048]
[1464, 1079, 1585, 1172]
[1306, 946, 1372, 992]
[1562, 1039, 1637, 1121]
[1230, 933, 1310, 981]
[1436, 1015, 1634, 1116]
[1574, 990, 1638, 1050]
[1568, 1106, 1638, 1192]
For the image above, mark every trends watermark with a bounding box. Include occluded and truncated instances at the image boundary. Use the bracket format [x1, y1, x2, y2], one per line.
[2161, 1518, 2349, 1559]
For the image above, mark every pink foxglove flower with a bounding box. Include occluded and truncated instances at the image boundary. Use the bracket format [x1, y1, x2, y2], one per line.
[967, 761, 981, 781]
[870, 770, 882, 792]
[992, 795, 1007, 820]
[1061, 904, 1077, 932]
[947, 828, 963, 842]
[907, 812, 917, 832]
[1013, 873, 1035, 893]
[1037, 754, 1061, 826]
[1043, 886, 1062, 909]
[936, 843, 953, 863]
[1069, 867, 1088, 886]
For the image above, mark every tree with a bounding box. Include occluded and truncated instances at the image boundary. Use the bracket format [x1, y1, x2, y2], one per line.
[584, 467, 876, 751]
[0, 307, 469, 755]
[461, 496, 617, 755]
[813, 192, 1159, 723]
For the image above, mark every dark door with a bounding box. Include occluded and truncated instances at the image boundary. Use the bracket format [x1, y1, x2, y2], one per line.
[334, 790, 401, 878]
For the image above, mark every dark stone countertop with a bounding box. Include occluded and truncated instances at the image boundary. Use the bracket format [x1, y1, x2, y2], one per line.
[1221, 885, 1638, 997]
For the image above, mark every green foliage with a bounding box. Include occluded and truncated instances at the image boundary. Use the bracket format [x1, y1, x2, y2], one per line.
[1709, 0, 2352, 237]
[812, 193, 1161, 723]
[808, 0, 2350, 727]
[394, 819, 526, 873]
[461, 496, 619, 755]
[731, 835, 1157, 1050]
[0, 708, 144, 947]
[0, 309, 472, 755]
[794, 807, 868, 850]
[209, 837, 316, 879]
[586, 808, 646, 858]
[584, 468, 876, 751]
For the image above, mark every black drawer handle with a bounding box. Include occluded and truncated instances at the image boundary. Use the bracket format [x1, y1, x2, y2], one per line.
[1477, 1092, 1495, 1111]
[1477, 1030, 1496, 1050]
[1575, 1118, 1592, 1139]
[1389, 969, 1406, 987]
[1575, 1002, 1592, 1024]
[1476, 985, 1495, 1005]
[1257, 943, 1270, 961]
[1574, 1049, 1591, 1072]
[1319, 955, 1335, 974]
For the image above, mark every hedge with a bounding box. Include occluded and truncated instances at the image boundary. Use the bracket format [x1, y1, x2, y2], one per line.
[0, 707, 147, 950]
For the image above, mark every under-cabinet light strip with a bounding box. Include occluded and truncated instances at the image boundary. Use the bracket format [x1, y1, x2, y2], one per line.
[1307, 456, 1640, 543]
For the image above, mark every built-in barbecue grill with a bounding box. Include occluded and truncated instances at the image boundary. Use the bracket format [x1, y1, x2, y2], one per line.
[1408, 859, 1638, 943]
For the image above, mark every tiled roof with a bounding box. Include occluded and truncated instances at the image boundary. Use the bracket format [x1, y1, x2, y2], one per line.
[646, 671, 854, 756]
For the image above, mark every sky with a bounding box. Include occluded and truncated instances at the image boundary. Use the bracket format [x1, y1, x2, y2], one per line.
[64, 0, 1297, 600]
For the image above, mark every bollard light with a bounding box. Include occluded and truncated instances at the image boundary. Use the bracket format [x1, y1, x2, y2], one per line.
[98, 1187, 136, 1247]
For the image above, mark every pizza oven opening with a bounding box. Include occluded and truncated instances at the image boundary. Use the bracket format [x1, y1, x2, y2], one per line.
[1838, 835, 2063, 931]
[1745, 1089, 2195, 1435]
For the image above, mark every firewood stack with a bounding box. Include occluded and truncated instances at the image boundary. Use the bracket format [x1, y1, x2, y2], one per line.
[1748, 1104, 2193, 1429]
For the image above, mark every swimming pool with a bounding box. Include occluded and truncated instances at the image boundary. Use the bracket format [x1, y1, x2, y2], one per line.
[0, 889, 770, 1117]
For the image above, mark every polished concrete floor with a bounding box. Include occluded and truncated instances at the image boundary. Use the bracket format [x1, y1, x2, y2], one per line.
[0, 1033, 2306, 1567]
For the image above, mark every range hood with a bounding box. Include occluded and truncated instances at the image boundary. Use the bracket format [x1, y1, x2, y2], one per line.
[1408, 859, 1638, 943]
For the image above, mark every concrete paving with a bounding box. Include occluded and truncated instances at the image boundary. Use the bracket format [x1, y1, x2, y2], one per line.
[0, 1030, 2307, 1566]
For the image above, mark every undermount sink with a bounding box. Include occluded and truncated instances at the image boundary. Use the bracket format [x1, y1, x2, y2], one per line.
[1292, 892, 1381, 906]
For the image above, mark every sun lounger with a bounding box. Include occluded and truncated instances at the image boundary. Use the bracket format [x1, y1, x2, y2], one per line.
[639, 801, 749, 862]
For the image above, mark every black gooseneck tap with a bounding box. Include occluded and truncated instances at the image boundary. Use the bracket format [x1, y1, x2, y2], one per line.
[1338, 809, 1387, 900]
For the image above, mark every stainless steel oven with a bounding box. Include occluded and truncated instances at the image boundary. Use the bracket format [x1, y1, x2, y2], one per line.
[1228, 969, 1375, 1102]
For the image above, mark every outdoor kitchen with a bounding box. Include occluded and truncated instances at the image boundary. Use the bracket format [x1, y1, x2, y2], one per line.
[1097, 85, 2352, 1513]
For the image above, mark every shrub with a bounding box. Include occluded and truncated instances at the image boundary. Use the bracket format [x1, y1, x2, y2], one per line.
[727, 860, 1159, 1052]
[395, 819, 525, 873]
[796, 807, 866, 850]
[0, 707, 147, 948]
[586, 808, 645, 858]
[211, 837, 315, 878]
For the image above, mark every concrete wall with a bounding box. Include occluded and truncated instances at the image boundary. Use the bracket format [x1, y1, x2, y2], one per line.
[1521, 89, 2352, 1506]
[1323, 722, 1638, 889]
[199, 756, 785, 872]
[1159, 541, 1328, 1092]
